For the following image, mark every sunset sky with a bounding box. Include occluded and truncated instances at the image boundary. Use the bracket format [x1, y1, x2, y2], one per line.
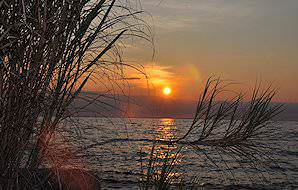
[86, 0, 298, 103]
[122, 0, 298, 102]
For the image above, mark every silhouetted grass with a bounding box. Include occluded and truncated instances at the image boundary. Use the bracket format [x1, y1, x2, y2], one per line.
[0, 0, 151, 189]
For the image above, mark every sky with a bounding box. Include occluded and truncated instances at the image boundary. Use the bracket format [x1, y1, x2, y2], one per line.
[83, 0, 298, 104]
[113, 0, 297, 103]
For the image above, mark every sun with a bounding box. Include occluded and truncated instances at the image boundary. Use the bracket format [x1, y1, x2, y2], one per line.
[163, 87, 172, 96]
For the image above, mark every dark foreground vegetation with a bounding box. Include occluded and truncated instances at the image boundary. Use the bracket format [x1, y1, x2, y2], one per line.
[0, 0, 284, 189]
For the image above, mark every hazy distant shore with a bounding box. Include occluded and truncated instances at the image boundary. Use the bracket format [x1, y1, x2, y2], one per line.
[71, 95, 298, 120]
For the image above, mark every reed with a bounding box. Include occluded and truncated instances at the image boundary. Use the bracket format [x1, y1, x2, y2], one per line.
[179, 78, 282, 169]
[0, 0, 150, 189]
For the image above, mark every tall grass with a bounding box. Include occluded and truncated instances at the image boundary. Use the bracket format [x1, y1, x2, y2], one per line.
[0, 0, 151, 189]
[178, 77, 282, 170]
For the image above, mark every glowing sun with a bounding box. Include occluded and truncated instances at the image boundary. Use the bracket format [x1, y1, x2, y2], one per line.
[163, 87, 172, 96]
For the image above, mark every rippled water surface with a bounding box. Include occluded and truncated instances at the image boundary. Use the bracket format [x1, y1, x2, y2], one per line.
[57, 118, 298, 189]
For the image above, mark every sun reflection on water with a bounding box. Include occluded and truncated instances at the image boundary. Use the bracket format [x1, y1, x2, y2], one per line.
[139, 118, 183, 183]
[157, 118, 176, 140]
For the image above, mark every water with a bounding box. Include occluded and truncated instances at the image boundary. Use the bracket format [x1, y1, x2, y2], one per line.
[53, 118, 298, 189]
